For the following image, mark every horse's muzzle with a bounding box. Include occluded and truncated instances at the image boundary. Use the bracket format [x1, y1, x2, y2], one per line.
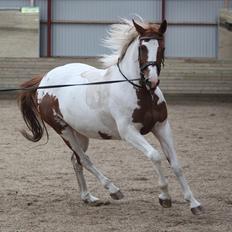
[145, 78, 160, 90]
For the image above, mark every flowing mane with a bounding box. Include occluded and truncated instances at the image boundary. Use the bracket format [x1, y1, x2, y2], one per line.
[100, 19, 140, 68]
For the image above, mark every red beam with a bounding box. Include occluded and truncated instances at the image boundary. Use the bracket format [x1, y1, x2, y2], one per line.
[168, 22, 216, 26]
[161, 0, 166, 54]
[161, 0, 166, 21]
[47, 0, 52, 57]
[40, 20, 216, 27]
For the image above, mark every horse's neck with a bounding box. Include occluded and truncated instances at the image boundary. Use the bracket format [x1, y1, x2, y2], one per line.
[119, 39, 140, 79]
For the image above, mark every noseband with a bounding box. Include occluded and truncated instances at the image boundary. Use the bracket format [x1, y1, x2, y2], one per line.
[117, 35, 165, 90]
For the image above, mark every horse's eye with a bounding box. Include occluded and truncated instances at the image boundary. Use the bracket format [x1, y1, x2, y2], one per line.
[140, 45, 147, 53]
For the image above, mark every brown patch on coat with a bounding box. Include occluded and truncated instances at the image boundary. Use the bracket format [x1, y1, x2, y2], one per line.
[141, 23, 163, 38]
[38, 93, 67, 134]
[139, 44, 149, 76]
[132, 88, 167, 135]
[62, 137, 82, 165]
[98, 131, 112, 140]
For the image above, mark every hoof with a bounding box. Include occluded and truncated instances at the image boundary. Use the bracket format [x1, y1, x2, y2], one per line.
[191, 205, 205, 215]
[110, 190, 124, 200]
[159, 198, 172, 208]
[84, 199, 110, 207]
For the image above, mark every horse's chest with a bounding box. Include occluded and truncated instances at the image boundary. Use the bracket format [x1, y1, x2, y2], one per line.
[132, 89, 167, 135]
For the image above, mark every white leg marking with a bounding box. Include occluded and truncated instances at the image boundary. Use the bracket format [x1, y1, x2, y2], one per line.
[71, 153, 99, 203]
[61, 127, 121, 198]
[153, 120, 201, 209]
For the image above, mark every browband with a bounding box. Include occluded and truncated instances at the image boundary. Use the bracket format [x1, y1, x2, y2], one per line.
[139, 36, 163, 41]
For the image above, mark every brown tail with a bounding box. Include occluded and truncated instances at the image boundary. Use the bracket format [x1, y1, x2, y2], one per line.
[18, 76, 48, 142]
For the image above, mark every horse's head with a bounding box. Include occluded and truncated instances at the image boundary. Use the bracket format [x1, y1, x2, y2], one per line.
[133, 19, 167, 90]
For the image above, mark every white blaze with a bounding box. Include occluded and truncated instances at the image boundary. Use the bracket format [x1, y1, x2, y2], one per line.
[141, 40, 159, 87]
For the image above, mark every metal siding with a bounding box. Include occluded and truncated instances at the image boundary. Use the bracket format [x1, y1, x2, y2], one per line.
[0, 0, 29, 8]
[166, 25, 217, 58]
[166, 0, 224, 23]
[229, 0, 232, 7]
[52, 24, 109, 56]
[52, 0, 162, 56]
[0, 0, 227, 58]
[36, 0, 47, 20]
[52, 0, 161, 21]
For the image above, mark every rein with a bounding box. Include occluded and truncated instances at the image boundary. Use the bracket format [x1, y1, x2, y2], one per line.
[116, 61, 143, 89]
[0, 78, 141, 93]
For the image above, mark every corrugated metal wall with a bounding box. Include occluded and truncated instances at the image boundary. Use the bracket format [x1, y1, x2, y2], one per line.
[0, 0, 231, 58]
[166, 0, 225, 58]
[0, 0, 28, 8]
[51, 0, 161, 56]
[166, 26, 217, 58]
[52, 0, 161, 21]
[167, 0, 224, 22]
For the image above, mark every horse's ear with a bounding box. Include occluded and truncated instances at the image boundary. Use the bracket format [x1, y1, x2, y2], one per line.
[133, 19, 146, 35]
[159, 20, 167, 34]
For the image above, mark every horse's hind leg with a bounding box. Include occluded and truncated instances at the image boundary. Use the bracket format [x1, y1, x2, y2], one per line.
[71, 153, 102, 205]
[62, 132, 100, 204]
[61, 126, 124, 202]
[153, 120, 204, 215]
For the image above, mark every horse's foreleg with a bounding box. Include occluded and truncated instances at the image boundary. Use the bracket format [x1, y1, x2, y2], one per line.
[153, 120, 204, 214]
[62, 127, 123, 202]
[117, 122, 171, 207]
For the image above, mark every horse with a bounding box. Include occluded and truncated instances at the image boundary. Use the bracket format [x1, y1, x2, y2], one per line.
[18, 18, 204, 215]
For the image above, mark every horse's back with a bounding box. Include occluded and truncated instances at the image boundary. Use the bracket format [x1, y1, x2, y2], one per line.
[38, 63, 106, 99]
[41, 63, 102, 84]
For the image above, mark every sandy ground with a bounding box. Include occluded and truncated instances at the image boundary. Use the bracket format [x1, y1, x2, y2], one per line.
[0, 99, 231, 232]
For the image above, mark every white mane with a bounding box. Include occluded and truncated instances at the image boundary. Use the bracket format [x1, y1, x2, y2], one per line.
[100, 19, 141, 68]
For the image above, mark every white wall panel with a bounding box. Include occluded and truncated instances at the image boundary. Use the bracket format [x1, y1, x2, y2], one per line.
[52, 0, 161, 22]
[166, 25, 217, 58]
[166, 0, 224, 23]
[52, 24, 109, 56]
[0, 0, 29, 8]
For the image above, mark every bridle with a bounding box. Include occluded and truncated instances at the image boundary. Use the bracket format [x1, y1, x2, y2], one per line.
[117, 35, 165, 90]
[139, 35, 165, 77]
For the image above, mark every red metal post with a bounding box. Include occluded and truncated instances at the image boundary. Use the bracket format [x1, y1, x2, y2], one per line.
[47, 0, 52, 57]
[161, 0, 166, 21]
[224, 0, 229, 8]
[161, 0, 166, 55]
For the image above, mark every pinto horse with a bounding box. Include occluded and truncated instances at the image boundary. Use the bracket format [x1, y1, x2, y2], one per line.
[18, 19, 203, 214]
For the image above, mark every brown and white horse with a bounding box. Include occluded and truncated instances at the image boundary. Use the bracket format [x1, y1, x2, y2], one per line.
[18, 19, 203, 214]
